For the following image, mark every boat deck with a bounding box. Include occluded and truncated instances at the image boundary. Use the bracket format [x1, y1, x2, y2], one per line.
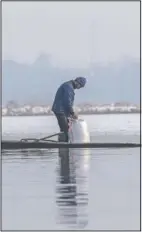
[2, 140, 140, 150]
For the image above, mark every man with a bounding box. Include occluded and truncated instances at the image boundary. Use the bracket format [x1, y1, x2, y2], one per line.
[52, 77, 87, 142]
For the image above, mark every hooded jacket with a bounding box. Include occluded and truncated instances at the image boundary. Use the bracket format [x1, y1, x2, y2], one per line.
[52, 81, 75, 117]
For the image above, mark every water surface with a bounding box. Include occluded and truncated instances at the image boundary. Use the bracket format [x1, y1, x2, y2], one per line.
[2, 114, 140, 230]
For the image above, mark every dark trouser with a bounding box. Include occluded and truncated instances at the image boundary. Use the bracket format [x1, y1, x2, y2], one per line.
[55, 113, 69, 142]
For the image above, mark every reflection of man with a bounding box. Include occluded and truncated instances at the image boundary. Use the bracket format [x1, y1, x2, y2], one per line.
[52, 77, 87, 142]
[56, 149, 77, 226]
[56, 149, 89, 228]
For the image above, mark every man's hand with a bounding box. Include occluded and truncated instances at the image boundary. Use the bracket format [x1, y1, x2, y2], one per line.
[72, 112, 78, 119]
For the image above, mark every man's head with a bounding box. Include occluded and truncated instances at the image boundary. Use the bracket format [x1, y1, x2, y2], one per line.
[73, 77, 87, 89]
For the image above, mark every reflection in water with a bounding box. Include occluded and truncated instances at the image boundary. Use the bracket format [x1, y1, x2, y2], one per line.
[2, 149, 57, 161]
[56, 148, 90, 229]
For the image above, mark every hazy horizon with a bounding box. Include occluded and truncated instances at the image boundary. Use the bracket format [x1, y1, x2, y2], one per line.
[2, 1, 140, 68]
[2, 1, 140, 105]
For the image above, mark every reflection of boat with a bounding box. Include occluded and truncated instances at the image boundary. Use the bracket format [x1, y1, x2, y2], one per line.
[56, 119, 91, 229]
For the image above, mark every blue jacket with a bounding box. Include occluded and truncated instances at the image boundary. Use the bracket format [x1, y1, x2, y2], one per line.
[52, 81, 75, 117]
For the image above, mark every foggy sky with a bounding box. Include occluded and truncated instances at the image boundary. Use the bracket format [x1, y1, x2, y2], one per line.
[2, 1, 140, 68]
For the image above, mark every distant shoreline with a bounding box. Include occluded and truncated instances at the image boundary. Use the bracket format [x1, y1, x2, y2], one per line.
[2, 112, 140, 117]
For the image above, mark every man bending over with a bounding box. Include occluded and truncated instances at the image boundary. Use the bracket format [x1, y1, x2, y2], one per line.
[52, 77, 87, 142]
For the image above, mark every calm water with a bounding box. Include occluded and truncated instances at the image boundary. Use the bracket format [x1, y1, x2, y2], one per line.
[2, 114, 140, 230]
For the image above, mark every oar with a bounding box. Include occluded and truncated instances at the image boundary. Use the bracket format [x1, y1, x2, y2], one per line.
[20, 132, 64, 143]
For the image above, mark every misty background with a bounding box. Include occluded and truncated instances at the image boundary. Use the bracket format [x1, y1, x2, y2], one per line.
[2, 1, 140, 106]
